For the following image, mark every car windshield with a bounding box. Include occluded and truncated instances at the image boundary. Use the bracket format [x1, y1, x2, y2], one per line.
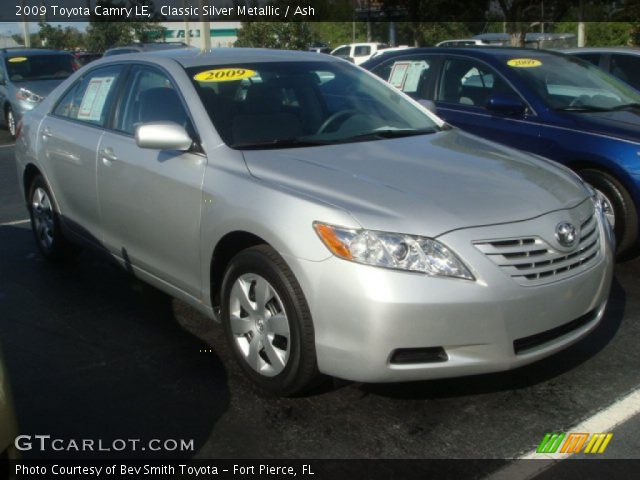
[508, 54, 640, 111]
[187, 61, 440, 149]
[5, 54, 75, 82]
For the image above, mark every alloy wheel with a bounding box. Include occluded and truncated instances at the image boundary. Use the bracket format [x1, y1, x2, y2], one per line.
[228, 273, 291, 377]
[31, 187, 55, 250]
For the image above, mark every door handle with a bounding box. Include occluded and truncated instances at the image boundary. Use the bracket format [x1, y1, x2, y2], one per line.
[42, 127, 53, 138]
[99, 147, 118, 164]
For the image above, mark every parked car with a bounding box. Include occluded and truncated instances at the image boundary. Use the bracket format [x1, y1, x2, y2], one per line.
[0, 346, 18, 462]
[0, 48, 76, 138]
[330, 42, 389, 65]
[15, 48, 614, 395]
[562, 47, 640, 92]
[103, 42, 192, 57]
[73, 51, 102, 67]
[308, 44, 332, 54]
[473, 32, 577, 49]
[436, 39, 489, 47]
[363, 47, 640, 256]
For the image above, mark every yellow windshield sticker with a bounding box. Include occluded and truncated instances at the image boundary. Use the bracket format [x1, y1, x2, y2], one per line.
[193, 68, 256, 82]
[507, 58, 542, 68]
[8, 57, 27, 63]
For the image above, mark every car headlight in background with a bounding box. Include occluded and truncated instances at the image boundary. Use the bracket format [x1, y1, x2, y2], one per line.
[15, 88, 43, 104]
[314, 222, 474, 280]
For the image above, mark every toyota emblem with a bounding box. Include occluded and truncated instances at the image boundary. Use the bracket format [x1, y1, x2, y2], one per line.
[555, 222, 578, 248]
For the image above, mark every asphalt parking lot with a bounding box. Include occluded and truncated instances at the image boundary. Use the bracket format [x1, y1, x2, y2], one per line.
[0, 128, 639, 467]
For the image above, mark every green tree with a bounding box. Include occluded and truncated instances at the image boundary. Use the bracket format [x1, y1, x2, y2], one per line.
[235, 22, 314, 49]
[38, 23, 85, 50]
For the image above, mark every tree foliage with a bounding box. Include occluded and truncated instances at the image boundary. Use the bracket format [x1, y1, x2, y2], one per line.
[38, 23, 85, 50]
[235, 23, 315, 49]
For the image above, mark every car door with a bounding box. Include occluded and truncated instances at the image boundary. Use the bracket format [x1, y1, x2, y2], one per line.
[0, 60, 8, 127]
[38, 64, 125, 242]
[96, 65, 206, 297]
[433, 56, 544, 154]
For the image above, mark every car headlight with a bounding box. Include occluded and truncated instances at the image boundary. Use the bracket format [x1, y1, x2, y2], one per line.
[15, 88, 43, 103]
[313, 222, 474, 280]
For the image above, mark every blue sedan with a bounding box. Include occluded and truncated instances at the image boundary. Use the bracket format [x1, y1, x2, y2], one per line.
[362, 48, 640, 256]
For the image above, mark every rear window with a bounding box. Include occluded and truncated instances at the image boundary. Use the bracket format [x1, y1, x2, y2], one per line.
[5, 54, 75, 82]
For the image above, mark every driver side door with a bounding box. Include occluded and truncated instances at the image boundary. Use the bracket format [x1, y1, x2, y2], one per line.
[97, 65, 206, 298]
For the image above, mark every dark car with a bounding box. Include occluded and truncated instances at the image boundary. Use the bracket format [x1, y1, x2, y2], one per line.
[363, 47, 640, 255]
[563, 47, 640, 92]
[0, 48, 76, 138]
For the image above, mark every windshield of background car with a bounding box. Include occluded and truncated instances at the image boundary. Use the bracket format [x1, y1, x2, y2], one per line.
[187, 61, 440, 149]
[507, 54, 640, 111]
[5, 54, 75, 82]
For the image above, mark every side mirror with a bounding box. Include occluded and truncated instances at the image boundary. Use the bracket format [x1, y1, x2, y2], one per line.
[418, 99, 437, 114]
[135, 122, 193, 151]
[486, 93, 526, 116]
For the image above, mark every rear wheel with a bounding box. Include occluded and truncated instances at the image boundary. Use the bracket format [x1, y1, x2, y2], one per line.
[579, 168, 638, 256]
[28, 175, 80, 262]
[221, 245, 321, 396]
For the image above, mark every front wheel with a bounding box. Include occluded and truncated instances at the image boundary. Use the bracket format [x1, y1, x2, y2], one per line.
[221, 245, 321, 396]
[579, 169, 638, 257]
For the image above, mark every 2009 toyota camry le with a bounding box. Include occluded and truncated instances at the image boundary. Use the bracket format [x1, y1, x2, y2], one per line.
[15, 48, 614, 396]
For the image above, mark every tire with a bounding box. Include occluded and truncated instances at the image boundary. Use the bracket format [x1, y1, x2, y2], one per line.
[5, 106, 16, 139]
[221, 245, 321, 396]
[579, 168, 638, 257]
[28, 175, 80, 262]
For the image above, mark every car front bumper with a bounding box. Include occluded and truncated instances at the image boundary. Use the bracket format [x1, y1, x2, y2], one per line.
[285, 204, 614, 383]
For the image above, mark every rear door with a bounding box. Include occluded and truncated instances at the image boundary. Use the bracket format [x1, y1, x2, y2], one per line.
[96, 65, 206, 297]
[38, 64, 125, 241]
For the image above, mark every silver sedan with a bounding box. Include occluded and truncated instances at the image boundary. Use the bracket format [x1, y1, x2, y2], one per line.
[15, 48, 614, 395]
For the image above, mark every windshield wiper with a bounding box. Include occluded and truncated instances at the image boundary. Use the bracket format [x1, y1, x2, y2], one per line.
[232, 137, 332, 150]
[556, 105, 611, 112]
[336, 128, 437, 143]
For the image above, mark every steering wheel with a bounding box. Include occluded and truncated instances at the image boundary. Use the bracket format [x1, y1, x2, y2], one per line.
[317, 110, 358, 134]
[569, 94, 591, 107]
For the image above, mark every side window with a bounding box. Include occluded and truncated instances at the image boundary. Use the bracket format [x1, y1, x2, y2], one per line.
[371, 56, 434, 99]
[354, 46, 371, 57]
[610, 54, 640, 91]
[332, 47, 350, 57]
[53, 65, 123, 126]
[116, 66, 191, 135]
[437, 57, 516, 107]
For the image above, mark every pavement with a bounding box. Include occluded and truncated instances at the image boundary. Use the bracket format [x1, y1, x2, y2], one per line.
[0, 128, 638, 470]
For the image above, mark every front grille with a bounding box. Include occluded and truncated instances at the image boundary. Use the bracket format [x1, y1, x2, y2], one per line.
[513, 309, 598, 354]
[474, 212, 600, 286]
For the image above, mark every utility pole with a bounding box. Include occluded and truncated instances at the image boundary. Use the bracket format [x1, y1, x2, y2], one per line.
[199, 0, 211, 50]
[183, 0, 191, 46]
[578, 0, 585, 47]
[21, 0, 30, 47]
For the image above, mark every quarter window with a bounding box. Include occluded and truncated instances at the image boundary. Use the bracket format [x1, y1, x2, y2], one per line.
[53, 65, 123, 126]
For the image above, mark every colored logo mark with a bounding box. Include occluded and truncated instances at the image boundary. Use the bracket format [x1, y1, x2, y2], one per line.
[537, 432, 613, 454]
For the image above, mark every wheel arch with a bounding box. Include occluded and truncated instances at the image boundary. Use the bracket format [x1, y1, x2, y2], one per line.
[209, 231, 271, 309]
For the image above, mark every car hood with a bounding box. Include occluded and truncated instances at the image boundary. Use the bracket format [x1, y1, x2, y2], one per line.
[242, 129, 589, 237]
[12, 78, 67, 98]
[568, 109, 640, 143]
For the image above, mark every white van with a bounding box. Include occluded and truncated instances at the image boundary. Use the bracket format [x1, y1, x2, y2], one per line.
[330, 43, 389, 65]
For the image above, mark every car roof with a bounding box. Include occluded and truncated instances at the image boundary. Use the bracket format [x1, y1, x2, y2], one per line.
[562, 47, 640, 55]
[129, 47, 343, 67]
[0, 48, 72, 57]
[365, 46, 567, 64]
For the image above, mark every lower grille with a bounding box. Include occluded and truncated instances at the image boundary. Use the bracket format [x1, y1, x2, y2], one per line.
[513, 309, 597, 354]
[390, 347, 448, 364]
[474, 211, 600, 286]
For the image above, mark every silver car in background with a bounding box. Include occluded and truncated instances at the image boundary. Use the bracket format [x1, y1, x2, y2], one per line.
[15, 49, 614, 395]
